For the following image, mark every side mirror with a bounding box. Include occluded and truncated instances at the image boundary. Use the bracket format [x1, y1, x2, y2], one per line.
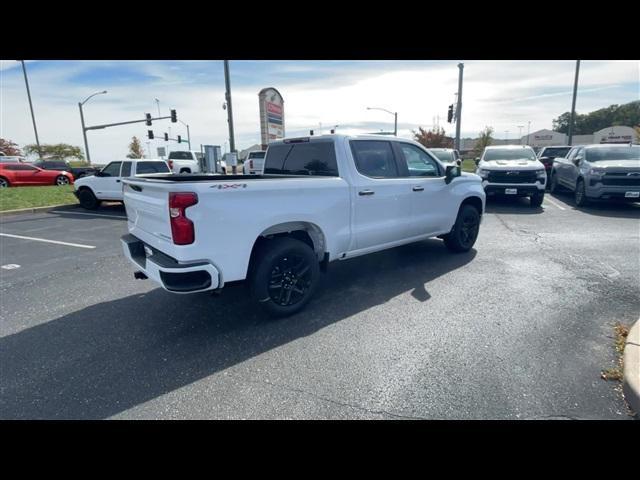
[445, 165, 461, 184]
[572, 156, 582, 166]
[94, 171, 104, 177]
[474, 157, 480, 166]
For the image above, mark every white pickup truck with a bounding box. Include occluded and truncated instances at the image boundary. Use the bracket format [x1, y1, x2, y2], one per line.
[167, 150, 202, 174]
[121, 134, 486, 316]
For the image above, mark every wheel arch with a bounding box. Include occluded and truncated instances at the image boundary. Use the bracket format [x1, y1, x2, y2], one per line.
[460, 195, 484, 216]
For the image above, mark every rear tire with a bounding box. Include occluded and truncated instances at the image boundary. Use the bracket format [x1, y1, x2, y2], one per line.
[55, 175, 70, 186]
[443, 204, 481, 253]
[574, 179, 588, 207]
[78, 188, 99, 210]
[249, 237, 320, 318]
[530, 191, 544, 207]
[179, 168, 191, 174]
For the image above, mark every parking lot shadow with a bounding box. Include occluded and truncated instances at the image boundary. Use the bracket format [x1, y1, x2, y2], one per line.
[484, 196, 544, 215]
[549, 192, 640, 219]
[0, 239, 475, 419]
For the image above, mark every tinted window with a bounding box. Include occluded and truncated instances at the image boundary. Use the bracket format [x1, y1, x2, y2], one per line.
[35, 161, 67, 170]
[248, 151, 265, 159]
[136, 161, 170, 174]
[12, 164, 38, 171]
[540, 147, 570, 158]
[350, 141, 398, 178]
[121, 161, 132, 177]
[264, 142, 338, 176]
[400, 144, 441, 177]
[168, 151, 193, 160]
[101, 162, 122, 177]
[586, 146, 640, 162]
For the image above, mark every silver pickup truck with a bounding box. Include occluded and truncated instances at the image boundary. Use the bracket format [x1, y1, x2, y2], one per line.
[549, 144, 640, 206]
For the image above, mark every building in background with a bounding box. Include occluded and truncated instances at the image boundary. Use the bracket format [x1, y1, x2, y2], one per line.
[259, 88, 285, 150]
[461, 125, 638, 154]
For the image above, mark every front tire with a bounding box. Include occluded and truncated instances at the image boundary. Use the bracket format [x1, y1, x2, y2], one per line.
[575, 179, 588, 207]
[249, 237, 320, 317]
[548, 172, 559, 193]
[443, 204, 481, 253]
[0, 177, 9, 188]
[530, 191, 544, 207]
[78, 188, 99, 210]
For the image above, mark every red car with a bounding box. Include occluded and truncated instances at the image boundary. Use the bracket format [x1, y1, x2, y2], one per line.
[0, 162, 74, 188]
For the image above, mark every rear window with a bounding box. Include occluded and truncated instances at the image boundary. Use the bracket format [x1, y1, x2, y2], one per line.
[430, 150, 454, 163]
[136, 162, 170, 174]
[540, 147, 570, 158]
[248, 151, 265, 159]
[264, 142, 338, 176]
[168, 151, 193, 160]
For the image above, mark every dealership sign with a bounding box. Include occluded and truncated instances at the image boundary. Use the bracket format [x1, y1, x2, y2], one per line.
[259, 88, 285, 148]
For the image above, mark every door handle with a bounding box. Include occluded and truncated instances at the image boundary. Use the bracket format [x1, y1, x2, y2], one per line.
[358, 190, 375, 196]
[412, 186, 424, 192]
[116, 179, 121, 183]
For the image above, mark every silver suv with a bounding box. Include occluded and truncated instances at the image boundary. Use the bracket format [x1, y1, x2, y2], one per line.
[549, 144, 640, 206]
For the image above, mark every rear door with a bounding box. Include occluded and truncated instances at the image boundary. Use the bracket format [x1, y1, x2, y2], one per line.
[555, 148, 575, 188]
[395, 142, 454, 237]
[348, 140, 414, 250]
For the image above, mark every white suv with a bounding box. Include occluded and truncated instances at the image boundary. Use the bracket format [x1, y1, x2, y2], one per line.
[475, 145, 547, 207]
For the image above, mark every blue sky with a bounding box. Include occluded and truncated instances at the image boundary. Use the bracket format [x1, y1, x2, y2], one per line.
[1, 60, 638, 163]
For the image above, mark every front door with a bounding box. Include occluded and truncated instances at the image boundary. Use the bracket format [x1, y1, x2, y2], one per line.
[396, 142, 456, 237]
[348, 140, 414, 251]
[92, 161, 122, 199]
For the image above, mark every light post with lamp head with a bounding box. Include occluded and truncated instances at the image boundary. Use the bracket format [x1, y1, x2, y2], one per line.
[79, 90, 107, 165]
[366, 107, 397, 136]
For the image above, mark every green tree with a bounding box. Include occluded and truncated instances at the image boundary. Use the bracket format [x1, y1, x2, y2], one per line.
[552, 101, 640, 134]
[0, 138, 22, 156]
[24, 143, 84, 161]
[474, 126, 494, 157]
[412, 126, 454, 148]
[126, 136, 145, 159]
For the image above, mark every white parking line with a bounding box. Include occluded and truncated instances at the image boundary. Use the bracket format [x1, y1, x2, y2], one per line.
[544, 197, 566, 210]
[51, 211, 127, 220]
[0, 233, 96, 249]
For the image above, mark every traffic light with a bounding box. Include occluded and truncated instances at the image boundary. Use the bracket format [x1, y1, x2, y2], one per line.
[310, 130, 314, 136]
[177, 135, 182, 144]
[170, 109, 177, 123]
[447, 105, 454, 123]
[147, 130, 154, 140]
[164, 133, 169, 141]
[145, 113, 152, 126]
[330, 129, 335, 134]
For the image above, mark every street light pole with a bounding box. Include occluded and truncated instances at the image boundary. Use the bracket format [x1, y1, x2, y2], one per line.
[78, 90, 107, 165]
[179, 120, 191, 149]
[568, 60, 581, 146]
[366, 107, 397, 136]
[517, 125, 524, 144]
[527, 121, 531, 145]
[223, 60, 237, 174]
[20, 60, 42, 159]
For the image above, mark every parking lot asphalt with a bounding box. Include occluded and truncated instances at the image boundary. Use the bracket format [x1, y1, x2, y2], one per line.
[1, 194, 639, 419]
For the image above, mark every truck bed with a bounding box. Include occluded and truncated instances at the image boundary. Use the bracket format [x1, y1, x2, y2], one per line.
[132, 173, 316, 182]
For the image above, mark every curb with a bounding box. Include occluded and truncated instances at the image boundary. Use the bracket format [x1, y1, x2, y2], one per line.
[0, 203, 79, 217]
[623, 319, 640, 415]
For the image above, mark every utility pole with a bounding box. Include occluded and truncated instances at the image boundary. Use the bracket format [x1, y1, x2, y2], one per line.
[527, 121, 531, 145]
[20, 60, 42, 159]
[517, 125, 524, 144]
[223, 60, 237, 173]
[394, 112, 397, 136]
[567, 60, 581, 146]
[455, 63, 464, 152]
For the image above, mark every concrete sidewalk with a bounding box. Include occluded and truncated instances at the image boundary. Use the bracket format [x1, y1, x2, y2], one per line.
[623, 319, 640, 415]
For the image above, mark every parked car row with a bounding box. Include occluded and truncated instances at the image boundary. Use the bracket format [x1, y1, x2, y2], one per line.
[473, 143, 639, 207]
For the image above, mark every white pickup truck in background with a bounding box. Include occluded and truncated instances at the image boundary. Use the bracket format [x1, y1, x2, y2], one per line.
[121, 134, 485, 316]
[167, 150, 202, 174]
[242, 150, 266, 174]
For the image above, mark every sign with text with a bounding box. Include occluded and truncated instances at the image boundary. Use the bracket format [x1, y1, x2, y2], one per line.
[259, 87, 285, 148]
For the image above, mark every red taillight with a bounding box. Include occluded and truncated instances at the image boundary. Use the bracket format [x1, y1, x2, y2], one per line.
[249, 160, 253, 169]
[169, 192, 198, 245]
[168, 160, 174, 169]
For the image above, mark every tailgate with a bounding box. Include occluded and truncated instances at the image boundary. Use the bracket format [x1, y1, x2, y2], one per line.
[122, 179, 174, 246]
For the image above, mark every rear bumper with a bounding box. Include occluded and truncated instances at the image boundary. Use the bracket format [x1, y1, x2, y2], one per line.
[121, 234, 220, 293]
